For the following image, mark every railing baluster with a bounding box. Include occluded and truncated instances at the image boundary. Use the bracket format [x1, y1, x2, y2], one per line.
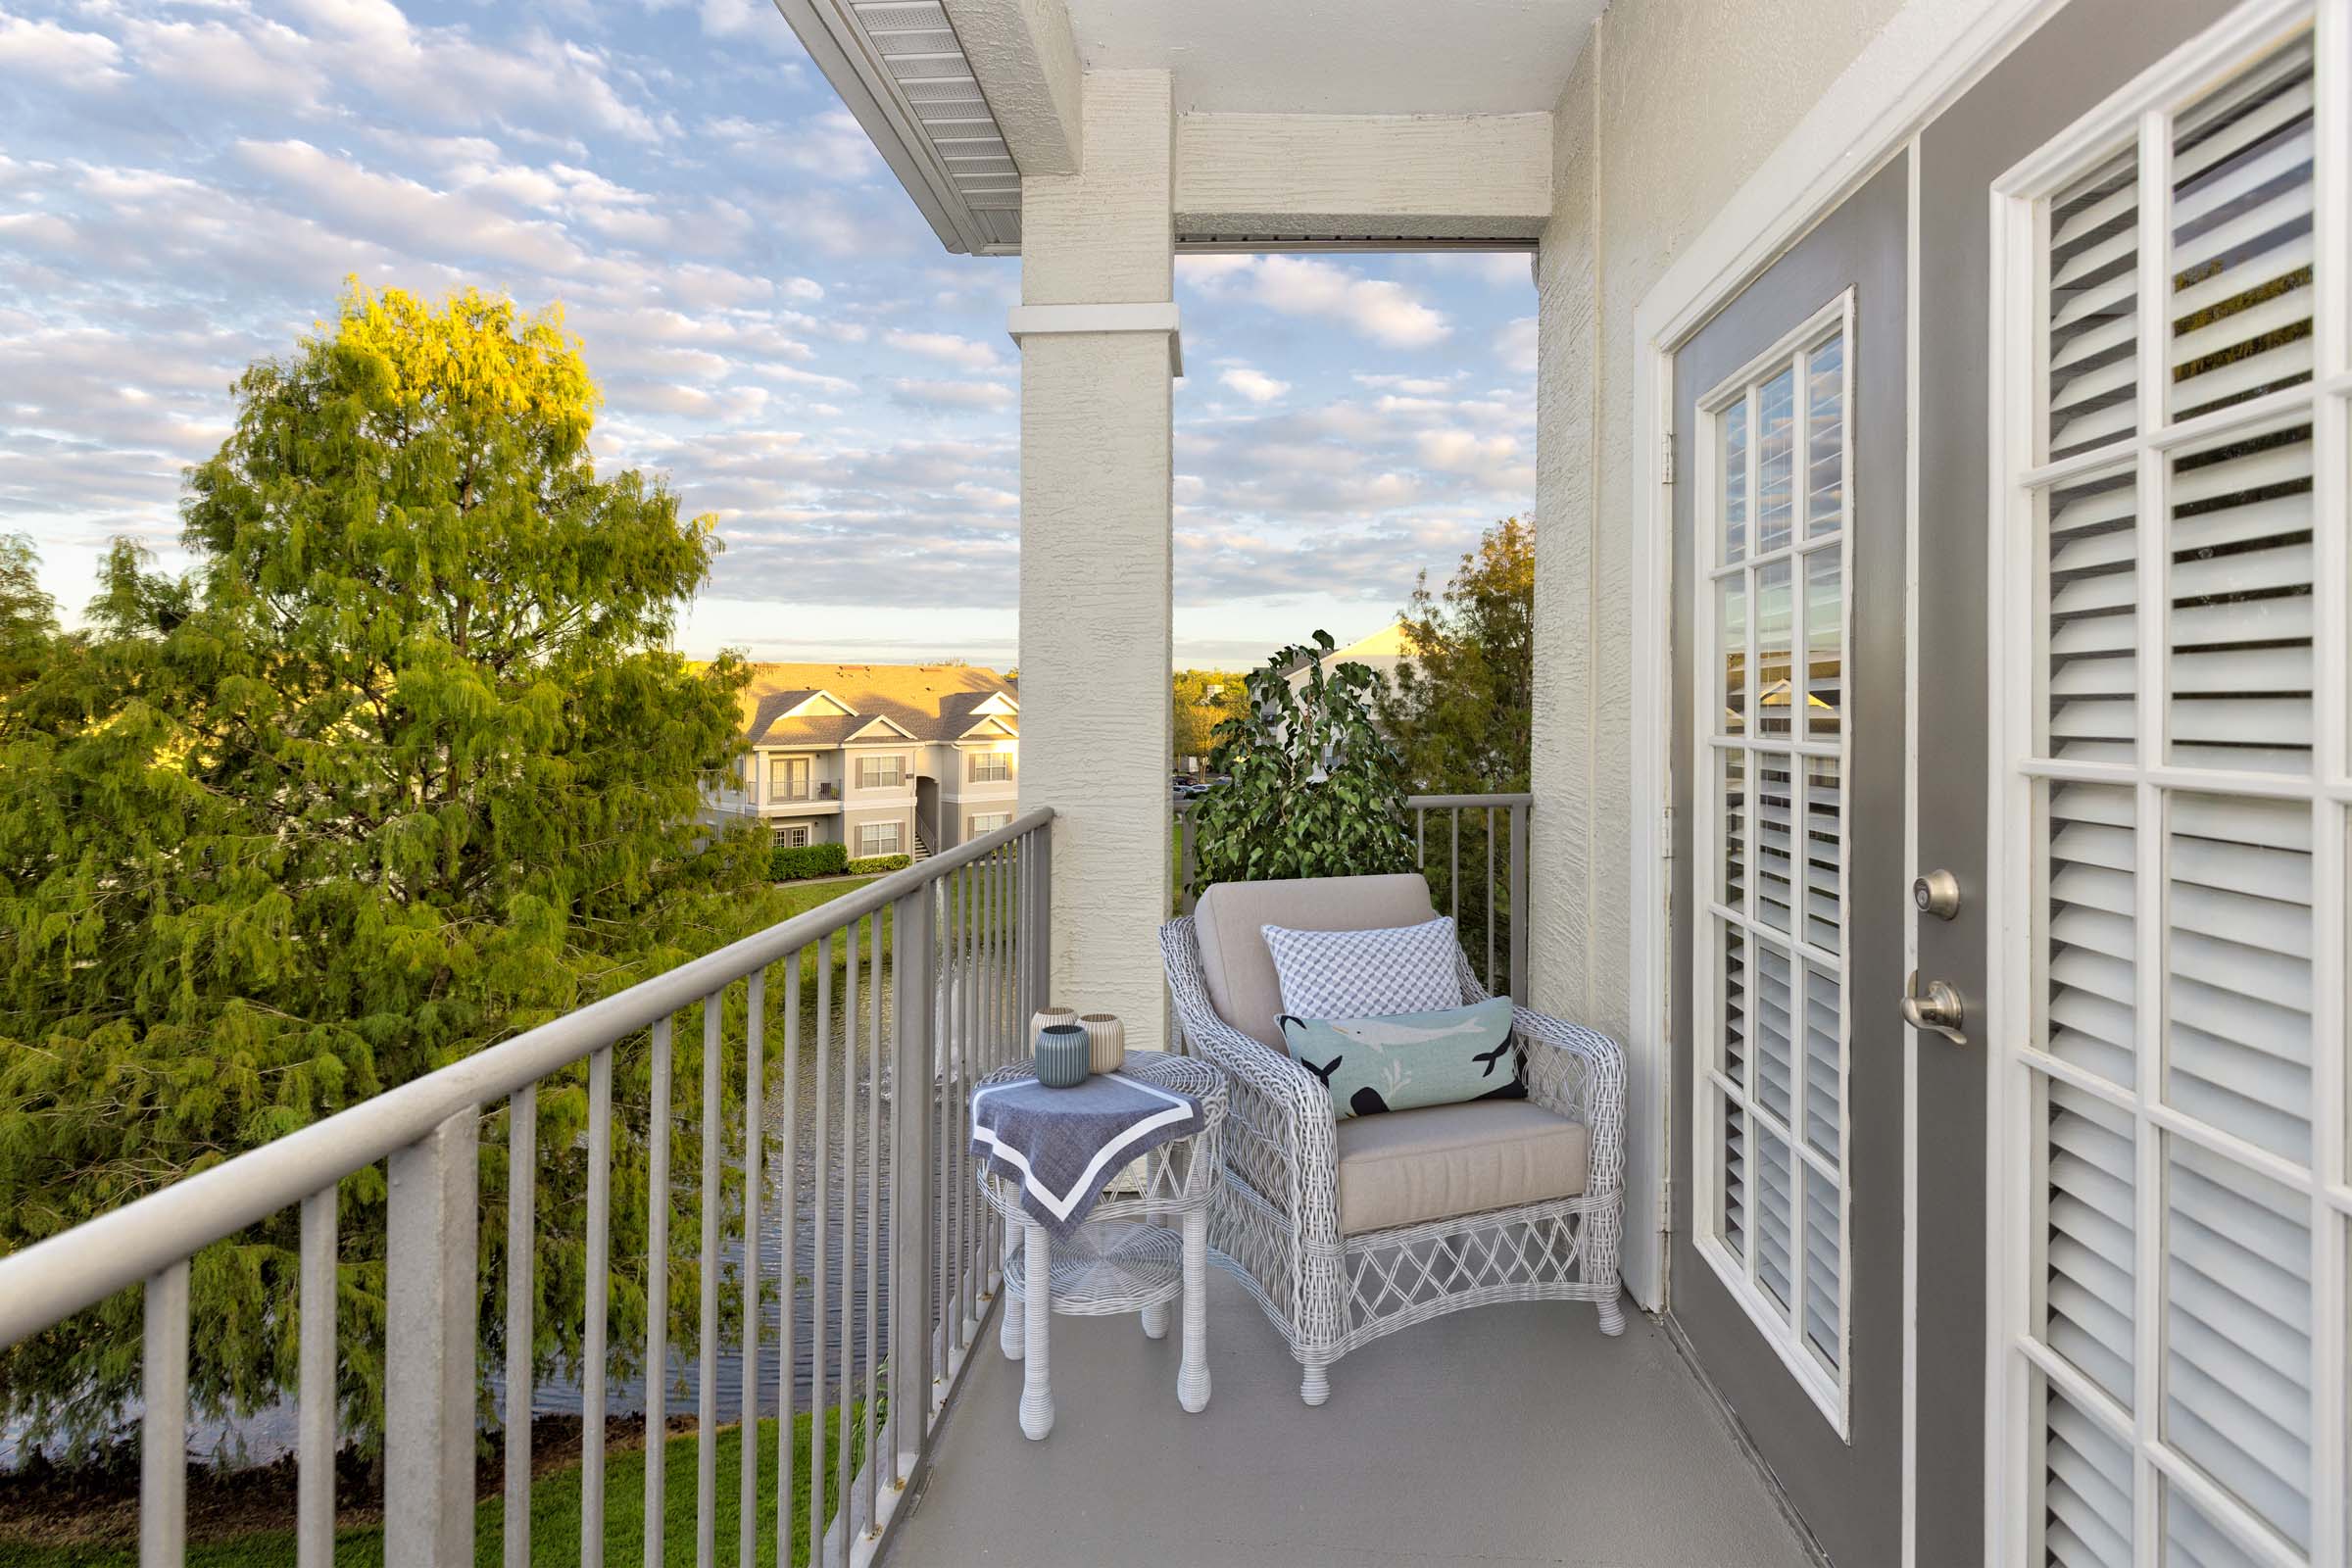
[740, 970, 763, 1568]
[141, 1260, 188, 1568]
[385, 1107, 478, 1566]
[1486, 806, 1497, 993]
[584, 1045, 612, 1568]
[1508, 802, 1530, 1005]
[862, 903, 883, 1536]
[1416, 805, 1426, 866]
[956, 866, 973, 1339]
[888, 883, 935, 1491]
[1449, 808, 1461, 930]
[777, 954, 801, 1568]
[299, 1186, 338, 1568]
[936, 872, 955, 1376]
[646, 1017, 673, 1566]
[837, 916, 858, 1555]
[699, 988, 724, 1568]
[501, 1091, 533, 1568]
[808, 933, 831, 1567]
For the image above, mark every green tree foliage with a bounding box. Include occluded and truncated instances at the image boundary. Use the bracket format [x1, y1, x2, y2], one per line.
[1170, 668, 1245, 774]
[0, 532, 58, 721]
[1187, 632, 1413, 897]
[1378, 515, 1535, 792]
[1373, 516, 1536, 981]
[0, 282, 781, 1457]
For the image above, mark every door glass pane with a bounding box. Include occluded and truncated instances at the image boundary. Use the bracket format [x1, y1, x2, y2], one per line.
[2045, 467, 2138, 766]
[1721, 1097, 1748, 1257]
[2169, 32, 2315, 424]
[1802, 1165, 1839, 1370]
[1805, 334, 1844, 538]
[1756, 367, 1796, 554]
[2044, 782, 2136, 1087]
[1720, 574, 1749, 735]
[1722, 749, 1747, 907]
[1801, 961, 1840, 1166]
[2167, 423, 2315, 775]
[1757, 941, 1793, 1125]
[2163, 1136, 2313, 1550]
[2047, 144, 2139, 461]
[2165, 791, 2312, 1163]
[1723, 395, 1750, 564]
[1756, 1123, 1794, 1311]
[2044, 1079, 2135, 1409]
[1803, 547, 1842, 738]
[1757, 756, 1795, 933]
[1802, 756, 1841, 955]
[2045, 1380, 2134, 1568]
[1723, 920, 1749, 1089]
[1757, 559, 1793, 736]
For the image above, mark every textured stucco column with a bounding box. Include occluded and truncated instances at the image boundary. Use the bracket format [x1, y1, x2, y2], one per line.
[1015, 70, 1175, 1049]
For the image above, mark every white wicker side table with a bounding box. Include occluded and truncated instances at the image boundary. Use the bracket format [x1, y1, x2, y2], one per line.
[975, 1050, 1228, 1440]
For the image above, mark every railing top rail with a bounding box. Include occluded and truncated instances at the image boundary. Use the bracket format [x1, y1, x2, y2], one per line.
[0, 806, 1054, 1347]
[1401, 792, 1533, 808]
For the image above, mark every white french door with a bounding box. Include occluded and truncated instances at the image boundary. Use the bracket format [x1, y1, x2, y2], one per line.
[1693, 293, 1857, 1433]
[1989, 3, 2349, 1564]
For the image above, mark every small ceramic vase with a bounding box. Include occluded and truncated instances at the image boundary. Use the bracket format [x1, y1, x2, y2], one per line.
[1030, 1004, 1076, 1044]
[1078, 1012, 1125, 1075]
[1034, 1023, 1090, 1089]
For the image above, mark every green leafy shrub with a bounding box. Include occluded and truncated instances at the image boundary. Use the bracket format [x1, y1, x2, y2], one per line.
[770, 842, 850, 881]
[1188, 630, 1414, 897]
[847, 853, 911, 876]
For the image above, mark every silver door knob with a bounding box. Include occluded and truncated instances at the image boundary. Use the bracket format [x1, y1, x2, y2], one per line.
[1902, 970, 1967, 1046]
[1912, 868, 1961, 920]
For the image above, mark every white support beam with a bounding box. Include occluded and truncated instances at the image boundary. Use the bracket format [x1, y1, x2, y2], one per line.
[940, 0, 1083, 176]
[1175, 112, 1552, 243]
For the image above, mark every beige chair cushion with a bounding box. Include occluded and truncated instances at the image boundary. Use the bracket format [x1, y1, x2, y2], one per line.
[1334, 1101, 1588, 1236]
[1193, 873, 1439, 1050]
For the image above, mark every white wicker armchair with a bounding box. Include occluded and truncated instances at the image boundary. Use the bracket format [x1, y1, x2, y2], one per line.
[1162, 903, 1626, 1406]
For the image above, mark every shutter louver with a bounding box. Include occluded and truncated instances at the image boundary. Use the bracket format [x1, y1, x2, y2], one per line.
[2167, 424, 2315, 777]
[2046, 469, 2139, 766]
[2048, 148, 2139, 460]
[2170, 37, 2314, 423]
[1759, 755, 1795, 935]
[2045, 1385, 2133, 1568]
[2164, 1139, 2312, 1549]
[1758, 1124, 1794, 1311]
[1803, 758, 1842, 953]
[1802, 963, 1840, 1164]
[1723, 1099, 1748, 1259]
[1802, 1167, 1838, 1370]
[1758, 942, 1793, 1124]
[2044, 1081, 2136, 1409]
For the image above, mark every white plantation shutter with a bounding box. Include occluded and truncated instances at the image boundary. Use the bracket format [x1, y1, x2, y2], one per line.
[2014, 20, 2342, 1567]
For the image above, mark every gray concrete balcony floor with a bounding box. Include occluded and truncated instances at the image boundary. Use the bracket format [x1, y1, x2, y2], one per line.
[887, 1270, 1820, 1568]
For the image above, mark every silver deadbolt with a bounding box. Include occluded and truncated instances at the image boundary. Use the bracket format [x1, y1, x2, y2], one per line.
[1902, 970, 1967, 1047]
[1912, 868, 1962, 921]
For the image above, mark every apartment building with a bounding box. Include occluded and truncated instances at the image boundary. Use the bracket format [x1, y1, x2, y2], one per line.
[704, 662, 1018, 859]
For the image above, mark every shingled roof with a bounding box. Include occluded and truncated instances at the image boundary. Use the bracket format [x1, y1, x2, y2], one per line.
[737, 663, 1018, 746]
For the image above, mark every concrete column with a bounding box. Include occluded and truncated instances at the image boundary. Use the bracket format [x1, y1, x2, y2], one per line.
[1014, 70, 1175, 1049]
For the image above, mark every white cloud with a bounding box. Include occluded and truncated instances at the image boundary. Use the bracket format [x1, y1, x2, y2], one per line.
[1495, 315, 1537, 374]
[884, 328, 1002, 371]
[706, 111, 876, 179]
[1190, 256, 1449, 349]
[0, 13, 125, 87]
[889, 378, 1014, 411]
[1217, 367, 1289, 405]
[1416, 429, 1520, 472]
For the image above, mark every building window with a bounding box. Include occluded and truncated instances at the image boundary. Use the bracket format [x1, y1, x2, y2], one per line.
[968, 811, 1009, 835]
[772, 824, 809, 849]
[967, 751, 1010, 783]
[857, 754, 906, 790]
[768, 755, 811, 803]
[857, 821, 903, 857]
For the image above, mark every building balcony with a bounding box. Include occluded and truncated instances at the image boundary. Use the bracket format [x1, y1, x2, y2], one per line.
[0, 798, 1804, 1567]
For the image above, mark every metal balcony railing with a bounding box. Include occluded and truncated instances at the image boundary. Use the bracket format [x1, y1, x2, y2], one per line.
[0, 808, 1054, 1568]
[1175, 793, 1531, 1004]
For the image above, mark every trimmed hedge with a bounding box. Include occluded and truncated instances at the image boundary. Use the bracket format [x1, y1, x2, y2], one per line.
[847, 854, 912, 876]
[770, 842, 849, 881]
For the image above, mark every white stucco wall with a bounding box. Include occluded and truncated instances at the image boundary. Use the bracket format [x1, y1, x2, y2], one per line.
[1016, 69, 1176, 1049]
[1531, 0, 1909, 1039]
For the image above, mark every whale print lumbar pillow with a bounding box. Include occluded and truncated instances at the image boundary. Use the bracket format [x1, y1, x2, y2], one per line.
[1278, 996, 1524, 1120]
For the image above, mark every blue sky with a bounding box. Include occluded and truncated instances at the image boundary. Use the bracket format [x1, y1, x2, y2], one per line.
[0, 0, 1534, 669]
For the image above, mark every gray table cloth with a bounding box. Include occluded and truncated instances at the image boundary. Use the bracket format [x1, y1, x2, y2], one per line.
[970, 1058, 1205, 1240]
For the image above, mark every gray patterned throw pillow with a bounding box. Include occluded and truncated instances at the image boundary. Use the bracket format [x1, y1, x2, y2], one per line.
[1259, 916, 1462, 1023]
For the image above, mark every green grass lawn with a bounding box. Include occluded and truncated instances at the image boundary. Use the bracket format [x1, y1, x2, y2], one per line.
[0, 1404, 870, 1568]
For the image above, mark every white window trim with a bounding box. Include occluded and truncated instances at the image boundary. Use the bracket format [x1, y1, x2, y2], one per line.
[857, 821, 904, 857]
[1985, 5, 2350, 1565]
[857, 753, 907, 791]
[1690, 290, 1858, 1438]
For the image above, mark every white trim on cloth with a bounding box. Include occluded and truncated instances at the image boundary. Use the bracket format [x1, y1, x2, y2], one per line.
[969, 1071, 1199, 1224]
